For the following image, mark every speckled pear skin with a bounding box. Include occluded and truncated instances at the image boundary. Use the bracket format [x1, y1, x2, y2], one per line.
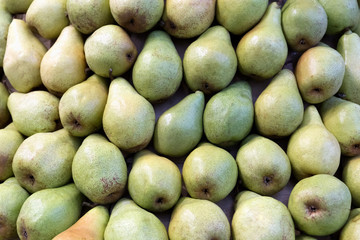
[339, 208, 360, 239]
[0, 6, 12, 67]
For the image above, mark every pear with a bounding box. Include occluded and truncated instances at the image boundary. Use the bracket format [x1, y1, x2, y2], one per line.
[168, 197, 231, 240]
[103, 77, 155, 153]
[132, 30, 182, 102]
[236, 2, 288, 80]
[0, 82, 10, 128]
[72, 134, 127, 204]
[3, 19, 47, 93]
[319, 96, 360, 156]
[296, 235, 317, 240]
[7, 91, 60, 137]
[288, 174, 351, 236]
[153, 91, 205, 157]
[295, 44, 345, 104]
[2, 0, 32, 13]
[26, 0, 69, 39]
[110, 0, 164, 33]
[232, 196, 295, 240]
[282, 0, 328, 52]
[182, 142, 238, 202]
[342, 156, 360, 207]
[40, 25, 87, 96]
[354, 14, 360, 36]
[128, 149, 182, 212]
[233, 190, 261, 211]
[12, 128, 82, 193]
[203, 81, 253, 147]
[254, 69, 304, 138]
[59, 74, 108, 137]
[84, 24, 137, 78]
[339, 208, 360, 240]
[216, 0, 267, 35]
[161, 0, 216, 38]
[0, 178, 29, 240]
[337, 30, 360, 105]
[287, 105, 341, 180]
[104, 198, 168, 239]
[236, 134, 291, 196]
[66, 0, 114, 34]
[53, 205, 109, 240]
[16, 183, 83, 240]
[0, 6, 11, 67]
[183, 25, 237, 94]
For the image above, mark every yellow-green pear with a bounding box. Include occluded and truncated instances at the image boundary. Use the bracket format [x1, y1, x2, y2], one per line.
[3, 19, 47, 93]
[0, 6, 11, 67]
[236, 2, 288, 80]
[2, 0, 32, 13]
[0, 82, 10, 128]
[342, 156, 360, 207]
[233, 190, 261, 211]
[296, 235, 317, 240]
[132, 30, 182, 102]
[339, 208, 360, 240]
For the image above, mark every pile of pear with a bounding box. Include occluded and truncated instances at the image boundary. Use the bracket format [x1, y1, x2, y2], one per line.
[1, 0, 360, 239]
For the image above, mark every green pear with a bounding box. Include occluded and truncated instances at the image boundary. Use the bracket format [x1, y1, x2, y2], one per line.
[72, 134, 127, 204]
[233, 190, 261, 211]
[282, 0, 328, 52]
[318, 0, 359, 35]
[0, 6, 11, 67]
[84, 24, 138, 78]
[295, 235, 317, 240]
[41, 25, 87, 96]
[295, 44, 345, 104]
[153, 91, 205, 157]
[0, 82, 10, 128]
[287, 105, 341, 180]
[7, 91, 60, 136]
[128, 149, 182, 212]
[183, 25, 237, 94]
[353, 14, 360, 36]
[337, 30, 360, 105]
[59, 74, 108, 137]
[26, 0, 69, 39]
[216, 0, 267, 35]
[103, 77, 155, 153]
[161, 0, 216, 38]
[254, 69, 304, 138]
[2, 0, 32, 13]
[182, 142, 238, 203]
[168, 197, 231, 240]
[104, 198, 168, 239]
[288, 174, 351, 236]
[3, 19, 47, 93]
[16, 183, 83, 240]
[132, 30, 182, 102]
[203, 81, 253, 147]
[66, 0, 114, 34]
[319, 96, 360, 156]
[342, 156, 360, 207]
[232, 196, 295, 240]
[236, 2, 288, 80]
[339, 208, 360, 240]
[236, 134, 291, 196]
[110, 0, 164, 33]
[12, 128, 82, 193]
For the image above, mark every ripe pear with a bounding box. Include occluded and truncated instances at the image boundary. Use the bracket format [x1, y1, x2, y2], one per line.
[216, 0, 267, 35]
[16, 183, 83, 240]
[12, 128, 82, 193]
[0, 6, 11, 67]
[339, 208, 360, 240]
[161, 0, 216, 38]
[59, 74, 108, 137]
[203, 81, 253, 147]
[84, 24, 137, 78]
[295, 44, 345, 104]
[153, 91, 205, 157]
[183, 25, 237, 94]
[168, 197, 231, 240]
[342, 156, 360, 207]
[3, 19, 47, 93]
[132, 30, 182, 102]
[110, 0, 164, 33]
[296, 235, 317, 240]
[281, 0, 328, 52]
[236, 2, 288, 80]
[104, 198, 168, 239]
[0, 82, 10, 128]
[41, 25, 87, 96]
[182, 142, 238, 202]
[233, 190, 261, 211]
[287, 105, 341, 180]
[319, 96, 360, 156]
[288, 174, 351, 236]
[72, 134, 127, 204]
[103, 77, 155, 153]
[128, 149, 182, 212]
[254, 69, 304, 138]
[53, 205, 109, 240]
[236, 134, 291, 196]
[26, 0, 69, 39]
[1, 0, 32, 13]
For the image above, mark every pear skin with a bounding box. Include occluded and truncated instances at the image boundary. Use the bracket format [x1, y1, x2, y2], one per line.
[0, 6, 11, 67]
[2, 0, 33, 13]
[233, 190, 261, 211]
[339, 208, 360, 239]
[343, 156, 360, 207]
[0, 82, 10, 128]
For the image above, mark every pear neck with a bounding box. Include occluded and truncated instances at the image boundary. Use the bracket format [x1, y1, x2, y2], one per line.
[300, 106, 323, 127]
[258, 2, 282, 27]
